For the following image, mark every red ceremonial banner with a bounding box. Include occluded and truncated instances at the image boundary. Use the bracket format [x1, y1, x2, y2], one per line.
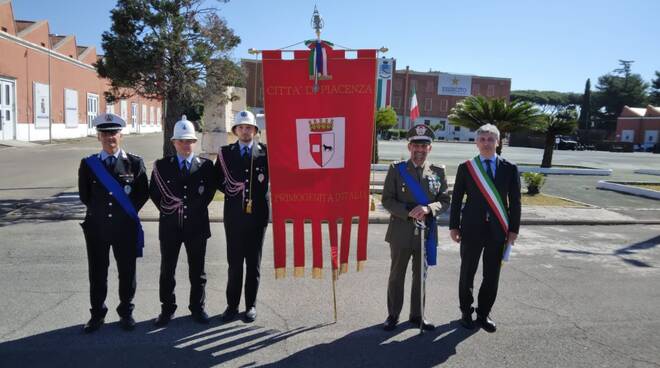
[262, 44, 377, 279]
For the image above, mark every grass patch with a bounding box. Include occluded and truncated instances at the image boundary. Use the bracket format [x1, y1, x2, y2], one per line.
[630, 184, 660, 192]
[522, 193, 586, 207]
[517, 163, 597, 169]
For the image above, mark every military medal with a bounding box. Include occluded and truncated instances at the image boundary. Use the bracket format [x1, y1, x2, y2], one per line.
[198, 185, 204, 194]
[124, 185, 132, 194]
[258, 173, 265, 183]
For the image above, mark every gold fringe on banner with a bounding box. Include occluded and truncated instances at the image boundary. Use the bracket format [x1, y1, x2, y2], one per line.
[332, 269, 339, 281]
[312, 267, 323, 279]
[275, 268, 286, 279]
[357, 261, 365, 272]
[340, 263, 348, 274]
[294, 267, 305, 278]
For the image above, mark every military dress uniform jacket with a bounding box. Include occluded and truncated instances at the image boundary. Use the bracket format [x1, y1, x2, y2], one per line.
[382, 160, 451, 248]
[149, 155, 216, 241]
[215, 142, 269, 227]
[449, 157, 521, 240]
[78, 151, 149, 244]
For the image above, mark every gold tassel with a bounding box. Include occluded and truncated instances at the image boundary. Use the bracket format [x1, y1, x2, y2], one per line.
[245, 199, 252, 214]
[294, 267, 304, 278]
[340, 263, 348, 274]
[275, 268, 286, 279]
[356, 260, 365, 272]
[332, 269, 339, 281]
[312, 267, 323, 279]
[370, 196, 376, 211]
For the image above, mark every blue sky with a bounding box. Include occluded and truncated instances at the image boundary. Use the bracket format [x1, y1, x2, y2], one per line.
[12, 0, 659, 93]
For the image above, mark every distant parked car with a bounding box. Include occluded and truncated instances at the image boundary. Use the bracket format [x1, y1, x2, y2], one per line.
[557, 136, 578, 150]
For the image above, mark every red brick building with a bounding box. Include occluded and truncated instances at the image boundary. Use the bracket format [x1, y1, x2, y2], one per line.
[0, 0, 162, 141]
[391, 67, 511, 141]
[616, 105, 660, 150]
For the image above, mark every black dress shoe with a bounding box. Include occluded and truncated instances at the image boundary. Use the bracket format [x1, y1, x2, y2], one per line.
[460, 312, 475, 329]
[83, 316, 104, 333]
[477, 315, 497, 333]
[244, 307, 257, 323]
[119, 315, 136, 331]
[383, 315, 398, 331]
[220, 307, 239, 323]
[154, 312, 173, 327]
[408, 316, 435, 331]
[192, 310, 210, 324]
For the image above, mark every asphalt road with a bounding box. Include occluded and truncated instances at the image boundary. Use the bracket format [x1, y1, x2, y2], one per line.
[0, 222, 659, 367]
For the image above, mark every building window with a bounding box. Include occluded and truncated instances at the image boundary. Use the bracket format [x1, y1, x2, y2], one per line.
[440, 99, 448, 112]
[157, 107, 162, 125]
[424, 98, 432, 112]
[150, 106, 155, 125]
[131, 103, 138, 126]
[394, 79, 403, 91]
[410, 79, 417, 91]
[141, 104, 147, 126]
[425, 80, 434, 92]
[454, 125, 461, 132]
[120, 100, 128, 120]
[424, 119, 431, 125]
[86, 94, 99, 128]
[487, 85, 495, 97]
[106, 103, 115, 114]
[392, 96, 401, 109]
[472, 84, 480, 95]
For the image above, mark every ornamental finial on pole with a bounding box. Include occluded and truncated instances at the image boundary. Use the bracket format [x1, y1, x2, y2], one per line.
[311, 5, 324, 40]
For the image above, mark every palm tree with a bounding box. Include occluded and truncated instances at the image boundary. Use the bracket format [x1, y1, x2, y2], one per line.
[532, 108, 578, 168]
[448, 96, 541, 154]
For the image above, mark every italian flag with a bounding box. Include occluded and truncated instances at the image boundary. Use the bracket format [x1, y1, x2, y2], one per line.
[409, 86, 419, 125]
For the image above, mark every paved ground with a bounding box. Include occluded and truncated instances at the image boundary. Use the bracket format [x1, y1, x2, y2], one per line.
[1, 135, 659, 367]
[0, 222, 659, 367]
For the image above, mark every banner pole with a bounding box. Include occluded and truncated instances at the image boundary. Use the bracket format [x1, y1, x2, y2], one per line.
[332, 269, 338, 322]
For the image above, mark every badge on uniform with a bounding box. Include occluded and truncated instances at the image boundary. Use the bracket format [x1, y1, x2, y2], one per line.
[258, 173, 265, 183]
[198, 185, 204, 194]
[124, 184, 132, 194]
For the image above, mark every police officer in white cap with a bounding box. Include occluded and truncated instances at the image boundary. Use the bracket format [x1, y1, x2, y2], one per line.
[215, 110, 269, 323]
[78, 113, 149, 333]
[150, 115, 216, 326]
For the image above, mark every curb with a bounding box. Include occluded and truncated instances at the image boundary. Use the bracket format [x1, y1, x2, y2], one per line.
[519, 166, 612, 176]
[4, 213, 659, 226]
[597, 181, 660, 200]
[635, 169, 660, 176]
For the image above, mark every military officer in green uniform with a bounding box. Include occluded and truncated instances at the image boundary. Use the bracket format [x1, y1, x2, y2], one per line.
[381, 123, 450, 331]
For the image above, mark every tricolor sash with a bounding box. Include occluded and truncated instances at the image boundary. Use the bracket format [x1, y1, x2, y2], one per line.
[85, 155, 144, 257]
[465, 156, 509, 234]
[397, 163, 438, 266]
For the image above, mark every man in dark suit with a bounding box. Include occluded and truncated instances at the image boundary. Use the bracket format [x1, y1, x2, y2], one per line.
[78, 113, 149, 333]
[215, 110, 269, 323]
[150, 115, 216, 326]
[449, 123, 521, 333]
[381, 124, 451, 331]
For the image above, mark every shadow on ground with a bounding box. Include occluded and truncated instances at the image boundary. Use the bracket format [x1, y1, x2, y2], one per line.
[0, 192, 84, 227]
[263, 320, 477, 367]
[558, 235, 660, 268]
[0, 317, 326, 367]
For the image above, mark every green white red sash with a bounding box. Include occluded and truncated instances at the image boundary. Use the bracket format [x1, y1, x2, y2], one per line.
[465, 156, 509, 234]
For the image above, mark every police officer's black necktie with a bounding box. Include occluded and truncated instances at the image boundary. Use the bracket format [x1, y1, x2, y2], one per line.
[485, 159, 494, 180]
[181, 160, 190, 176]
[242, 146, 250, 158]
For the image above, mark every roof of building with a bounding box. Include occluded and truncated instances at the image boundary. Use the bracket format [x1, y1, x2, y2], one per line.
[620, 105, 660, 118]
